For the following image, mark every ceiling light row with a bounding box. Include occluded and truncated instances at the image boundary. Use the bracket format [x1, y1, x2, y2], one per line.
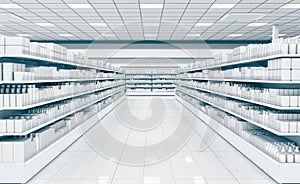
[14, 33, 74, 37]
[1, 3, 300, 10]
[195, 22, 268, 27]
[35, 22, 108, 27]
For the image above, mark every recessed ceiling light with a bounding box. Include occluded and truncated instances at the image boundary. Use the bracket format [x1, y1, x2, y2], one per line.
[0, 4, 22, 9]
[140, 4, 163, 9]
[228, 34, 243, 37]
[247, 22, 267, 27]
[210, 4, 236, 9]
[89, 22, 107, 27]
[67, 4, 92, 9]
[16, 34, 32, 37]
[35, 22, 55, 27]
[59, 34, 74, 37]
[195, 23, 213, 27]
[280, 4, 300, 9]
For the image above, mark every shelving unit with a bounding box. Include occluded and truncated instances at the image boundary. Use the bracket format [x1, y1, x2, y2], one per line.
[0, 39, 126, 183]
[179, 77, 300, 84]
[123, 66, 178, 96]
[176, 88, 300, 136]
[0, 84, 124, 111]
[176, 49, 300, 183]
[176, 95, 300, 184]
[0, 95, 125, 183]
[0, 54, 120, 73]
[0, 77, 124, 85]
[184, 54, 300, 73]
[176, 82, 300, 111]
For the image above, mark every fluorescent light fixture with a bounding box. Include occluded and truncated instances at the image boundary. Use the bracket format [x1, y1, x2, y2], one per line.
[185, 156, 193, 163]
[89, 22, 107, 27]
[280, 4, 300, 9]
[16, 34, 32, 37]
[269, 34, 285, 37]
[195, 22, 213, 27]
[247, 22, 267, 27]
[187, 34, 200, 36]
[0, 4, 22, 9]
[59, 34, 74, 37]
[228, 34, 243, 37]
[140, 4, 163, 9]
[220, 13, 265, 21]
[35, 22, 55, 27]
[67, 4, 92, 9]
[194, 177, 205, 184]
[210, 4, 236, 9]
[98, 176, 109, 184]
[102, 34, 115, 36]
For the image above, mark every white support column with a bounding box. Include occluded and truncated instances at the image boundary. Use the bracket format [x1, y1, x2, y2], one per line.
[272, 24, 279, 41]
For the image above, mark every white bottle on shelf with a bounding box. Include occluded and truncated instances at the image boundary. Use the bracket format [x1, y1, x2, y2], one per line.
[277, 146, 287, 163]
[294, 146, 300, 163]
[286, 146, 294, 163]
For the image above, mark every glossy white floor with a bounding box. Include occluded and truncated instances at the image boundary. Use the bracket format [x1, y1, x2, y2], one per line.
[27, 97, 277, 184]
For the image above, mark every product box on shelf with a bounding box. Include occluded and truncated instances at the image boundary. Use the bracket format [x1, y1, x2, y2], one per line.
[29, 42, 41, 57]
[1, 141, 13, 163]
[14, 118, 26, 133]
[277, 69, 290, 81]
[0, 119, 6, 133]
[5, 37, 30, 55]
[6, 119, 14, 133]
[35, 127, 55, 151]
[292, 58, 300, 69]
[13, 137, 37, 163]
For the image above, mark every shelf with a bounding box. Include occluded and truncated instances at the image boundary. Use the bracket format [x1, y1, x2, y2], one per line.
[122, 66, 180, 68]
[126, 78, 175, 80]
[0, 84, 124, 111]
[126, 82, 152, 84]
[185, 54, 300, 72]
[127, 86, 175, 89]
[177, 89, 300, 136]
[0, 54, 120, 73]
[0, 78, 124, 84]
[126, 82, 174, 84]
[125, 73, 177, 75]
[179, 77, 300, 84]
[0, 89, 124, 136]
[177, 83, 300, 110]
[152, 82, 174, 84]
[125, 78, 152, 80]
[176, 95, 300, 184]
[0, 95, 125, 183]
[126, 91, 175, 96]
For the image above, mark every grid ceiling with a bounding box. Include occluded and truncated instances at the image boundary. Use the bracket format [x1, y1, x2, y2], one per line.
[0, 0, 299, 41]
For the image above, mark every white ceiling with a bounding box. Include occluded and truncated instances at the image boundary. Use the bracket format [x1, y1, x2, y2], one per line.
[0, 0, 299, 41]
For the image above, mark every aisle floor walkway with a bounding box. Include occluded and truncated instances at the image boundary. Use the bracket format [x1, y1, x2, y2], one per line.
[27, 97, 276, 184]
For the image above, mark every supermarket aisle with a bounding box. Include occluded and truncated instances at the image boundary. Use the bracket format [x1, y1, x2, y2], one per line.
[27, 97, 276, 184]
